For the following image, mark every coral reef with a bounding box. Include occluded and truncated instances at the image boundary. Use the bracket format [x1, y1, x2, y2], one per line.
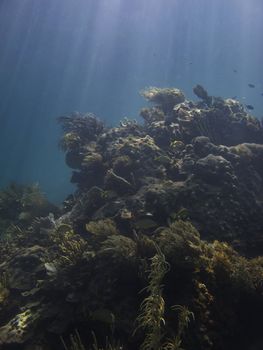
[0, 87, 263, 350]
[0, 183, 59, 240]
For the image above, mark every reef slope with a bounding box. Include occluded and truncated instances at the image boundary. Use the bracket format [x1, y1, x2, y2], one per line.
[0, 87, 263, 350]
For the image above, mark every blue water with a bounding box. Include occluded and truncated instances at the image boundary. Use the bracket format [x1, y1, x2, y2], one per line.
[0, 0, 262, 203]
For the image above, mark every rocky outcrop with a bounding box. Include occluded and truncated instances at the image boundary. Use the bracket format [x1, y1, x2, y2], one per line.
[0, 87, 263, 350]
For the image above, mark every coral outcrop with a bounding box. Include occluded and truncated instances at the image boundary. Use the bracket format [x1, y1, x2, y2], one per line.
[0, 86, 263, 350]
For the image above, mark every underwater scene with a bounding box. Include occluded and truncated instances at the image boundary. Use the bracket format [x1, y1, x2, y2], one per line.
[0, 0, 263, 349]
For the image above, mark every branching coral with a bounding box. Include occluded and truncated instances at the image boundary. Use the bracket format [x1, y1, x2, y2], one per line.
[51, 226, 88, 266]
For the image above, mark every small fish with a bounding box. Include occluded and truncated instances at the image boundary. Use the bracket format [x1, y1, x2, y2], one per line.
[233, 69, 238, 73]
[261, 93, 263, 96]
[248, 83, 255, 88]
[246, 104, 254, 110]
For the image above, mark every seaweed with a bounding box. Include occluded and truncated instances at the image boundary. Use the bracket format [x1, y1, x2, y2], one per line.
[135, 245, 169, 350]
